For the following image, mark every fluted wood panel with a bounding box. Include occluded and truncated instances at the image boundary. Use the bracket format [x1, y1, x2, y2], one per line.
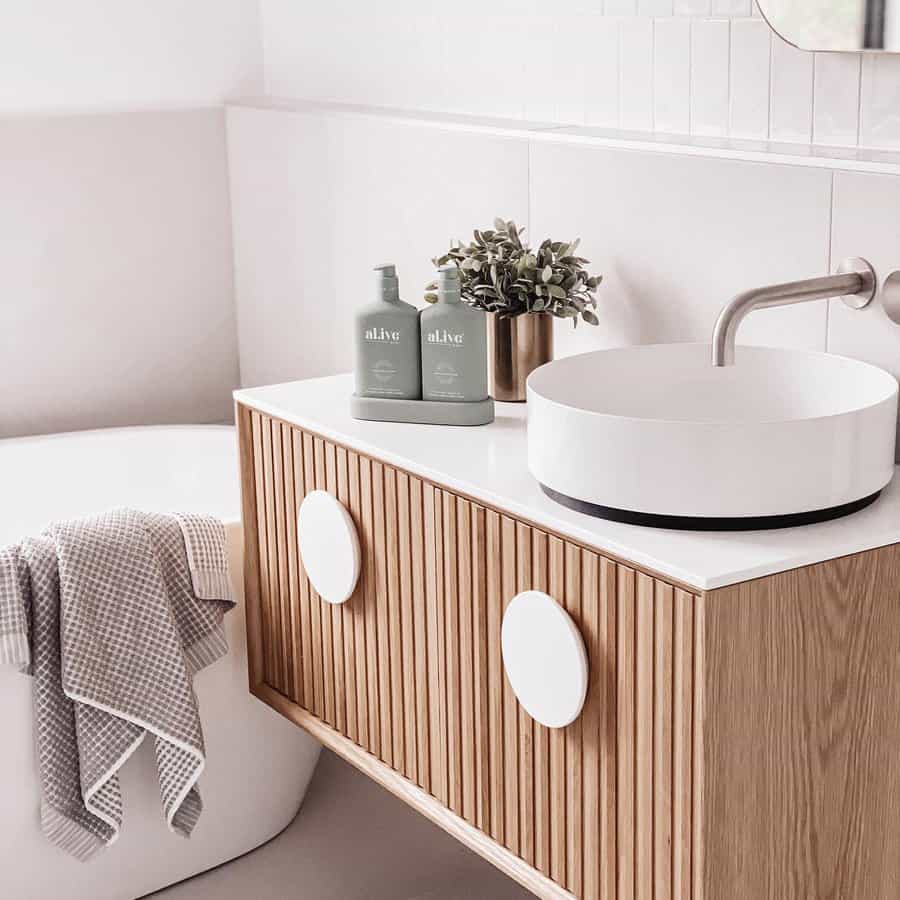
[238, 407, 701, 899]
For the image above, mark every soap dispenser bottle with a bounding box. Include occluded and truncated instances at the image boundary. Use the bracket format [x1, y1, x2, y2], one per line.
[354, 263, 421, 399]
[420, 264, 488, 402]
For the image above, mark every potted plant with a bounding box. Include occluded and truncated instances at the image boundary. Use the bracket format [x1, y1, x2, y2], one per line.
[427, 218, 602, 401]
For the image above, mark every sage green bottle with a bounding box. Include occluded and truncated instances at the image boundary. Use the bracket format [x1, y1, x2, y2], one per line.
[420, 265, 488, 402]
[354, 264, 421, 399]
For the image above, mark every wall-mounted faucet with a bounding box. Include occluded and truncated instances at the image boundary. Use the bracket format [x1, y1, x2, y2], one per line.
[710, 257, 877, 366]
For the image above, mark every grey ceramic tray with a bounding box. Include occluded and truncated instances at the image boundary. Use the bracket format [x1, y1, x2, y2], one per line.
[350, 394, 494, 426]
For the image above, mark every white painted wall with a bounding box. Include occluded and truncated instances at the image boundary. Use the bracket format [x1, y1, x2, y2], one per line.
[3, 2, 262, 436]
[258, 0, 900, 151]
[0, 0, 263, 114]
[0, 110, 239, 438]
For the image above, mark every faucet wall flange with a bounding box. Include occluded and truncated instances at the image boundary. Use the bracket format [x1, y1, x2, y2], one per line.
[837, 257, 877, 309]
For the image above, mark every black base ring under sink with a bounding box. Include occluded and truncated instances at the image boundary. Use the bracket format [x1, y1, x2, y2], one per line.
[539, 485, 883, 532]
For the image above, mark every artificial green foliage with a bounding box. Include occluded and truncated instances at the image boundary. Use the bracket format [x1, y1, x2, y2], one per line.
[426, 218, 602, 326]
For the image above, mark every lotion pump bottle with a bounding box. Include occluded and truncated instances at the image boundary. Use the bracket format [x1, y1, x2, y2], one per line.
[420, 264, 488, 402]
[354, 263, 421, 399]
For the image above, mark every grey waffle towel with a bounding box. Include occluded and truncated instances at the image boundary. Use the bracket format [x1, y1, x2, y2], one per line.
[0, 509, 234, 861]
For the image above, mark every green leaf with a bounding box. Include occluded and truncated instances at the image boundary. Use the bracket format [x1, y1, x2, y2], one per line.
[541, 265, 552, 283]
[424, 293, 438, 304]
[548, 284, 567, 299]
[582, 309, 599, 326]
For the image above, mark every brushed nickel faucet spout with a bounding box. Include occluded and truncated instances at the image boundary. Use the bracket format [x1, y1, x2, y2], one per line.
[711, 257, 876, 366]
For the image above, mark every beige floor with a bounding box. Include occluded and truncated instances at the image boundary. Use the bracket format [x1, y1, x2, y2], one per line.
[149, 750, 532, 900]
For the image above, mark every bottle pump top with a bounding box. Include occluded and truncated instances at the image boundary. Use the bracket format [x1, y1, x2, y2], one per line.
[437, 264, 461, 303]
[374, 263, 400, 302]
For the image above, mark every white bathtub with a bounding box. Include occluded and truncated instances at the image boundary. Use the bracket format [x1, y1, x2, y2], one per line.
[0, 426, 321, 900]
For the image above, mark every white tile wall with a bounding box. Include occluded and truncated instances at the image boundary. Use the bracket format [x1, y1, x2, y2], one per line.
[259, 0, 900, 151]
[528, 143, 832, 360]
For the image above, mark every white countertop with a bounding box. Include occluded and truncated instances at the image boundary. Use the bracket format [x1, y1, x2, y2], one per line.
[235, 374, 900, 591]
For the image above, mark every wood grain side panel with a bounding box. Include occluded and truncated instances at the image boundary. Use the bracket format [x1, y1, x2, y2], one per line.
[701, 548, 900, 900]
[501, 515, 520, 857]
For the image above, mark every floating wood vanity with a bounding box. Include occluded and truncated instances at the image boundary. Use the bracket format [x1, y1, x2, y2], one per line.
[235, 375, 900, 900]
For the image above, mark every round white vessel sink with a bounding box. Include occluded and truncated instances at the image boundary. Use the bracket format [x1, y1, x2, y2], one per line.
[527, 343, 899, 530]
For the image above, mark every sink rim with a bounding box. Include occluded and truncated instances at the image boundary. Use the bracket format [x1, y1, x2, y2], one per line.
[526, 342, 899, 428]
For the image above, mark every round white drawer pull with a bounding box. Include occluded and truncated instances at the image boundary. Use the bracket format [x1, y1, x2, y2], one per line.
[501, 590, 589, 729]
[297, 490, 361, 605]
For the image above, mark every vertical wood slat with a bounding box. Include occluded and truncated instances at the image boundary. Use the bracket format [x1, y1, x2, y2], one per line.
[457, 498, 476, 824]
[270, 422, 290, 696]
[359, 455, 381, 757]
[314, 438, 336, 727]
[673, 589, 694, 900]
[618, 565, 637, 900]
[600, 558, 618, 900]
[548, 535, 567, 885]
[425, 485, 448, 805]
[444, 494, 461, 816]
[410, 476, 430, 793]
[336, 446, 357, 743]
[581, 549, 601, 900]
[501, 516, 520, 856]
[565, 543, 583, 897]
[282, 425, 301, 706]
[302, 431, 323, 718]
[249, 413, 271, 688]
[259, 415, 279, 690]
[471, 503, 489, 832]
[486, 509, 505, 846]
[516, 522, 535, 867]
[636, 573, 655, 900]
[654, 583, 675, 900]
[532, 530, 551, 878]
[385, 466, 404, 772]
[237, 406, 264, 690]
[372, 461, 392, 765]
[242, 413, 701, 900]
[397, 471, 417, 782]
[347, 450, 367, 747]
[325, 442, 346, 734]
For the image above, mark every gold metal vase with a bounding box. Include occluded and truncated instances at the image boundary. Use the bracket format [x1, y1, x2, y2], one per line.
[487, 312, 554, 402]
